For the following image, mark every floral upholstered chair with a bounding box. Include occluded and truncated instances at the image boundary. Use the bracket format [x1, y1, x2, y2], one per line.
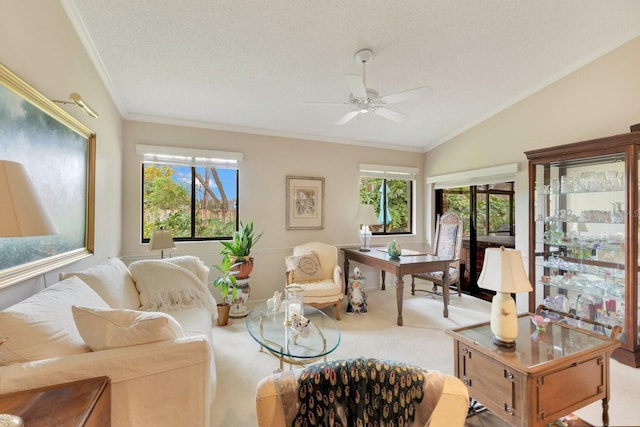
[285, 242, 344, 320]
[411, 212, 464, 297]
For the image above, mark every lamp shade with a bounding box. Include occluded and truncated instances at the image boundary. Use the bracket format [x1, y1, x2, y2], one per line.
[477, 247, 532, 294]
[353, 204, 380, 226]
[148, 229, 176, 251]
[0, 160, 59, 237]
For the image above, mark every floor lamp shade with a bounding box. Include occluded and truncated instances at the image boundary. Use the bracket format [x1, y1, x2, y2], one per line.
[353, 204, 379, 251]
[477, 246, 532, 347]
[0, 160, 59, 237]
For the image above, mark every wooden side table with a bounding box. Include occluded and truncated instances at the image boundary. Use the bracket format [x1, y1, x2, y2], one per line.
[0, 377, 110, 426]
[447, 315, 620, 427]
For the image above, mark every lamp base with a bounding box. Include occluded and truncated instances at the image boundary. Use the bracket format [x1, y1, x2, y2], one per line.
[358, 247, 371, 252]
[490, 292, 519, 348]
[492, 337, 516, 348]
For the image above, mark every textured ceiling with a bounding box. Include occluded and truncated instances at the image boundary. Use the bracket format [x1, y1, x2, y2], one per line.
[63, 0, 640, 152]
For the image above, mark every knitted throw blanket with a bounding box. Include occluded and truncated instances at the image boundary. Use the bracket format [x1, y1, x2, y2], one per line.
[287, 357, 443, 427]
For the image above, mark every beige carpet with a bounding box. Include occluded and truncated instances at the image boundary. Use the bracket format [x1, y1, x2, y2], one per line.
[210, 283, 640, 426]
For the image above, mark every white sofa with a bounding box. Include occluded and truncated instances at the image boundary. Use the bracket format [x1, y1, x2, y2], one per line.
[0, 256, 217, 427]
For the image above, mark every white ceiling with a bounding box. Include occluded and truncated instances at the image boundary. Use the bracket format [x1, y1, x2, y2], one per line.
[63, 1, 640, 152]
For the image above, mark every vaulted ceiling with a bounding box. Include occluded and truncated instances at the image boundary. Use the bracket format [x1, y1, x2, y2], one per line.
[64, 0, 640, 151]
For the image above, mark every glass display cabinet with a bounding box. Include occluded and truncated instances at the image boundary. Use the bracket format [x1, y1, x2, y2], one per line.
[526, 131, 640, 367]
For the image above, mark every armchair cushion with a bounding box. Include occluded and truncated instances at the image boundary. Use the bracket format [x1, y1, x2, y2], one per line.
[285, 252, 324, 283]
[72, 306, 185, 351]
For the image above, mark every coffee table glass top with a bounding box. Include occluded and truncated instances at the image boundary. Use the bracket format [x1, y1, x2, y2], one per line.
[451, 315, 618, 370]
[246, 303, 340, 361]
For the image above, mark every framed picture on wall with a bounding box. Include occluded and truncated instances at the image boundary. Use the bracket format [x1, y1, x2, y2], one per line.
[0, 63, 96, 289]
[286, 176, 324, 230]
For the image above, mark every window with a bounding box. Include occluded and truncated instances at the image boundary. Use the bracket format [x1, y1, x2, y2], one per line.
[439, 182, 514, 237]
[359, 164, 416, 235]
[138, 145, 242, 242]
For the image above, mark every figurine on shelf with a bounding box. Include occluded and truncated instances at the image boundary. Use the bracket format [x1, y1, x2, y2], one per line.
[347, 267, 368, 315]
[266, 290, 283, 313]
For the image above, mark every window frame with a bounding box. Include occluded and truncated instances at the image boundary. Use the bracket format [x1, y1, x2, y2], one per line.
[359, 163, 418, 236]
[137, 145, 242, 243]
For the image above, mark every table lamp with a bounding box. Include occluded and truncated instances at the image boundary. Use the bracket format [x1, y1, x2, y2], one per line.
[477, 246, 532, 347]
[148, 228, 176, 259]
[353, 203, 379, 252]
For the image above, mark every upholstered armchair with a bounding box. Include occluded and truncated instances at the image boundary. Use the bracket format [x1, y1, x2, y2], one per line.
[411, 212, 464, 296]
[255, 357, 469, 427]
[285, 241, 344, 320]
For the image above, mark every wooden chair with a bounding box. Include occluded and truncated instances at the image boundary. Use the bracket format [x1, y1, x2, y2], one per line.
[285, 242, 344, 320]
[411, 212, 464, 297]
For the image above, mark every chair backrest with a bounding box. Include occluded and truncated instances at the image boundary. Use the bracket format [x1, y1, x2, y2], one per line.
[292, 241, 337, 279]
[433, 212, 463, 262]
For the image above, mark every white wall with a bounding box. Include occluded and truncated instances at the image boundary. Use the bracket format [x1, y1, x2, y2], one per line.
[0, 1, 123, 308]
[423, 35, 640, 311]
[120, 121, 426, 301]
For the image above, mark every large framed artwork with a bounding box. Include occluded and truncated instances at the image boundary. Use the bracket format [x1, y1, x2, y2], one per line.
[0, 64, 96, 289]
[286, 176, 324, 230]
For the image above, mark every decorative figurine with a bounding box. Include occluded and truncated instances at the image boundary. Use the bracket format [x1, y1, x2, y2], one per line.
[387, 240, 401, 259]
[266, 290, 283, 313]
[347, 267, 368, 315]
[290, 312, 310, 334]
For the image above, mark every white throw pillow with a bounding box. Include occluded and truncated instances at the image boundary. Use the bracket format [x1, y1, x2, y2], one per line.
[285, 252, 324, 283]
[72, 306, 185, 351]
[0, 277, 109, 365]
[60, 258, 140, 309]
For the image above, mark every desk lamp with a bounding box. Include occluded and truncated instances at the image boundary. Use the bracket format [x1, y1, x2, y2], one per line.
[353, 204, 379, 252]
[477, 246, 532, 347]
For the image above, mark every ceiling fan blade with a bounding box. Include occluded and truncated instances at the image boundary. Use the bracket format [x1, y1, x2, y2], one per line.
[374, 107, 407, 122]
[300, 101, 351, 106]
[380, 86, 433, 104]
[335, 110, 360, 125]
[344, 74, 367, 99]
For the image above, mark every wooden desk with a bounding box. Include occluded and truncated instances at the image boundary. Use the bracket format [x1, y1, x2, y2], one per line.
[342, 247, 454, 326]
[447, 316, 620, 427]
[0, 377, 111, 426]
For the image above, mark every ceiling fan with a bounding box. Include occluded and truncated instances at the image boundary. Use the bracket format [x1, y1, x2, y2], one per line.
[302, 49, 433, 125]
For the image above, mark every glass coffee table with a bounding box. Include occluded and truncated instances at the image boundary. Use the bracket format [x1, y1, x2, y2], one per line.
[246, 302, 341, 370]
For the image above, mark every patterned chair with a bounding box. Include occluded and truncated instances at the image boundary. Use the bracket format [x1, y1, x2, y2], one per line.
[411, 212, 464, 296]
[256, 357, 469, 427]
[285, 241, 344, 320]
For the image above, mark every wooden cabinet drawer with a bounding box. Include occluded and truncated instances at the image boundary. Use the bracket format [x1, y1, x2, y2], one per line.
[457, 342, 523, 425]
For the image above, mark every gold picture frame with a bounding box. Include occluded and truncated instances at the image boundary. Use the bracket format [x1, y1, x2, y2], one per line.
[286, 176, 325, 230]
[0, 63, 96, 289]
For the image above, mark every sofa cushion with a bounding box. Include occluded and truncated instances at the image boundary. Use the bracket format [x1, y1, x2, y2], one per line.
[72, 306, 185, 351]
[59, 258, 140, 309]
[162, 255, 210, 284]
[129, 258, 216, 314]
[285, 252, 324, 283]
[0, 276, 109, 365]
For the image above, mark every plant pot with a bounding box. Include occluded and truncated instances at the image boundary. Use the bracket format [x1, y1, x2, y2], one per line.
[230, 256, 254, 279]
[217, 303, 231, 326]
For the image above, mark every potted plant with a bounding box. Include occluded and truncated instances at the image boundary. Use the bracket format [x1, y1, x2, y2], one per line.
[219, 220, 263, 279]
[212, 255, 239, 326]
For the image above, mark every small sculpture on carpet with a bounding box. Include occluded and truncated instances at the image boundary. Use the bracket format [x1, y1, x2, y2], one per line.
[347, 267, 368, 315]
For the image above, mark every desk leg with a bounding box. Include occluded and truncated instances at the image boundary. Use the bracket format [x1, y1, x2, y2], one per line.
[396, 276, 404, 326]
[343, 258, 350, 295]
[442, 265, 450, 318]
[381, 271, 386, 290]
